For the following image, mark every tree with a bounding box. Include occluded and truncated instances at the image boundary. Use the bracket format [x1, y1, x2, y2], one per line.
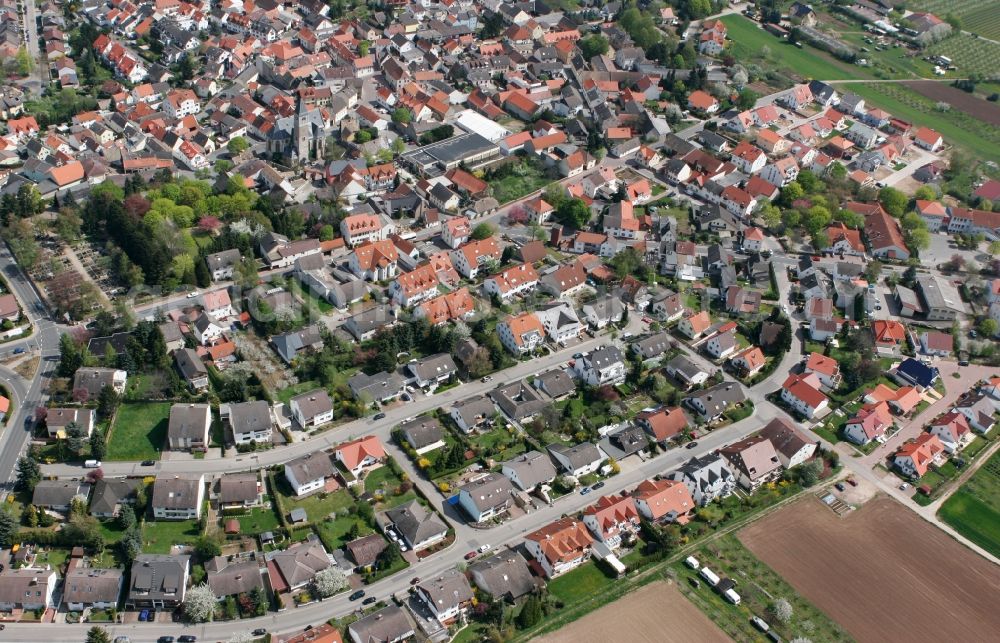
[736, 88, 759, 110]
[578, 35, 609, 59]
[0, 509, 15, 548]
[234, 257, 259, 290]
[58, 333, 86, 377]
[516, 593, 543, 629]
[195, 535, 222, 559]
[878, 187, 907, 217]
[391, 108, 412, 125]
[312, 566, 349, 598]
[864, 260, 883, 284]
[978, 318, 999, 338]
[184, 583, 217, 622]
[66, 421, 86, 455]
[117, 504, 136, 532]
[471, 222, 496, 240]
[16, 46, 33, 75]
[772, 598, 794, 624]
[914, 185, 937, 201]
[16, 456, 40, 492]
[555, 198, 590, 229]
[376, 542, 402, 570]
[86, 626, 112, 643]
[794, 460, 823, 487]
[759, 203, 782, 229]
[97, 385, 120, 418]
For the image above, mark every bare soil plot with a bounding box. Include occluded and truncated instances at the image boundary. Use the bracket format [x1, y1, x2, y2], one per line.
[905, 81, 1000, 127]
[740, 495, 1000, 643]
[538, 580, 729, 643]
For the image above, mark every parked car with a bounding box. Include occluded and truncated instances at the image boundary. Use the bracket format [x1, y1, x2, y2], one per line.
[593, 481, 605, 490]
[12, 347, 24, 354]
[349, 590, 366, 601]
[252, 630, 267, 637]
[410, 577, 420, 585]
[481, 375, 492, 383]
[572, 353, 583, 359]
[686, 441, 699, 449]
[178, 637, 197, 643]
[478, 543, 491, 553]
[835, 483, 846, 492]
[580, 486, 592, 495]
[139, 610, 150, 622]
[362, 596, 377, 605]
[157, 638, 174, 643]
[373, 413, 386, 420]
[899, 483, 910, 491]
[464, 551, 478, 560]
[140, 460, 155, 466]
[847, 477, 858, 487]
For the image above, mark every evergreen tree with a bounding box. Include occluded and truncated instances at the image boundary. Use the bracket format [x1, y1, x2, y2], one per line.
[516, 594, 543, 629]
[89, 426, 107, 460]
[0, 509, 17, 548]
[66, 421, 86, 454]
[58, 333, 85, 377]
[16, 456, 40, 492]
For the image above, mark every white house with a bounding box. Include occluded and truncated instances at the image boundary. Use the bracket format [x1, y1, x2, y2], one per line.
[290, 389, 335, 429]
[573, 346, 626, 386]
[780, 373, 829, 419]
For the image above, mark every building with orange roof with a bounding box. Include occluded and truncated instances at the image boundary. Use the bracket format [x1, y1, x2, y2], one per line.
[335, 435, 386, 477]
[47, 161, 85, 189]
[864, 207, 909, 260]
[803, 352, 840, 389]
[889, 386, 922, 415]
[927, 412, 972, 454]
[679, 310, 712, 339]
[524, 517, 594, 578]
[349, 239, 399, 281]
[582, 493, 639, 548]
[781, 372, 829, 419]
[415, 288, 475, 326]
[441, 216, 471, 249]
[484, 263, 539, 302]
[504, 92, 540, 120]
[632, 478, 694, 524]
[635, 407, 688, 444]
[825, 221, 865, 255]
[872, 319, 907, 354]
[731, 346, 767, 378]
[389, 263, 440, 306]
[844, 401, 893, 445]
[340, 213, 394, 247]
[913, 126, 943, 152]
[450, 237, 501, 279]
[893, 433, 943, 478]
[686, 90, 719, 113]
[497, 312, 545, 355]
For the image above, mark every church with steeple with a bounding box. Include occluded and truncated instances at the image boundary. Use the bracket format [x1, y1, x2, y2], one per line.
[268, 93, 327, 161]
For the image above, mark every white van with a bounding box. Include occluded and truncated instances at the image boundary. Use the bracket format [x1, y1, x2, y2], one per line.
[84, 460, 101, 468]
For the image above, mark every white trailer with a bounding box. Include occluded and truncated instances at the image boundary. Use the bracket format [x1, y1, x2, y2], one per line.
[685, 556, 701, 570]
[724, 588, 742, 605]
[699, 566, 720, 586]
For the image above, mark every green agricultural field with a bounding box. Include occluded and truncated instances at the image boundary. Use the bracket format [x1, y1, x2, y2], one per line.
[720, 15, 863, 82]
[842, 82, 1000, 164]
[927, 34, 1000, 79]
[910, 0, 1000, 41]
[106, 402, 172, 460]
[939, 449, 1000, 557]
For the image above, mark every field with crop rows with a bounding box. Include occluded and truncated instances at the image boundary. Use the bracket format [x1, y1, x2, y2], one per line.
[846, 82, 1000, 163]
[910, 0, 1000, 41]
[927, 33, 1000, 80]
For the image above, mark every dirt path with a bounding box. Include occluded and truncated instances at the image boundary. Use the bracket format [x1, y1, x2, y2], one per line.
[61, 247, 112, 309]
[538, 581, 729, 643]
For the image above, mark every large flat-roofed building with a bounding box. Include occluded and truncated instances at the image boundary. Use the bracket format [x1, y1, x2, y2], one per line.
[401, 132, 500, 177]
[451, 109, 512, 142]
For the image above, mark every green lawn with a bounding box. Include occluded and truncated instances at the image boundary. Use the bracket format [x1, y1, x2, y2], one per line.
[487, 159, 555, 204]
[97, 519, 127, 544]
[106, 402, 172, 461]
[230, 506, 282, 535]
[364, 466, 403, 494]
[315, 515, 375, 552]
[721, 15, 863, 81]
[547, 561, 616, 604]
[275, 380, 321, 405]
[274, 475, 355, 523]
[142, 519, 202, 554]
[938, 448, 1000, 557]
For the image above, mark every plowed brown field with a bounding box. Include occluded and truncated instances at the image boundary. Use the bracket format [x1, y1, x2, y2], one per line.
[740, 495, 1000, 642]
[905, 80, 1000, 127]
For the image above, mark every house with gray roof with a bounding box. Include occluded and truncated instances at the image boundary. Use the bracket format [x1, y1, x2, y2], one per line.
[398, 416, 446, 455]
[33, 479, 90, 511]
[574, 345, 626, 386]
[217, 471, 264, 510]
[405, 353, 458, 390]
[547, 442, 607, 478]
[630, 332, 673, 363]
[599, 425, 650, 460]
[669, 453, 736, 505]
[457, 472, 514, 523]
[223, 400, 274, 446]
[270, 540, 331, 592]
[533, 369, 576, 399]
[685, 382, 747, 421]
[415, 568, 474, 625]
[73, 367, 127, 398]
[127, 554, 190, 608]
[581, 295, 625, 329]
[205, 249, 241, 281]
[469, 551, 537, 602]
[384, 499, 447, 551]
[205, 555, 264, 599]
[290, 389, 334, 428]
[347, 605, 415, 643]
[0, 568, 58, 611]
[271, 325, 325, 364]
[346, 533, 387, 568]
[284, 452, 337, 497]
[348, 371, 406, 403]
[89, 478, 141, 518]
[490, 380, 547, 422]
[167, 403, 211, 451]
[501, 450, 557, 491]
[151, 475, 205, 520]
[63, 566, 123, 611]
[449, 395, 496, 433]
[174, 348, 208, 391]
